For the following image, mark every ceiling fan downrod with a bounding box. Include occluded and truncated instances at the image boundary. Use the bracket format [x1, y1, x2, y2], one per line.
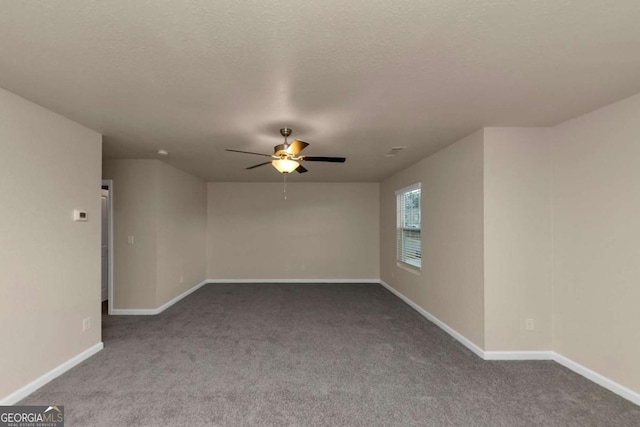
[280, 127, 292, 147]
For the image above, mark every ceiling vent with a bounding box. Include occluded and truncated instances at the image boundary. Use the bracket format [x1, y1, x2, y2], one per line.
[385, 146, 406, 157]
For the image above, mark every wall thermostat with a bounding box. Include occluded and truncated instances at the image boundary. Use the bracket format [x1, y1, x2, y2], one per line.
[73, 210, 88, 221]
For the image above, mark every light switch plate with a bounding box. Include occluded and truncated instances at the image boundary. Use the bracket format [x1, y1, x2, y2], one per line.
[73, 210, 88, 221]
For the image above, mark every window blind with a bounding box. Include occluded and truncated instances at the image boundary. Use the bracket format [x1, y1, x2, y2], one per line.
[395, 183, 421, 269]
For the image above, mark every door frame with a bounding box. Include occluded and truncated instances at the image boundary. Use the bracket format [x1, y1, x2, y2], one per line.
[102, 179, 114, 315]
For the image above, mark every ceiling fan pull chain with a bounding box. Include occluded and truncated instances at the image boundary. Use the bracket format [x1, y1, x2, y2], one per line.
[283, 173, 287, 200]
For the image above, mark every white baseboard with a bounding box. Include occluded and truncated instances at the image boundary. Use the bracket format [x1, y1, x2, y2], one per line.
[110, 308, 159, 315]
[379, 280, 486, 358]
[484, 351, 554, 360]
[206, 279, 380, 284]
[553, 353, 640, 406]
[0, 342, 103, 405]
[379, 279, 640, 406]
[111, 279, 208, 315]
[111, 279, 378, 315]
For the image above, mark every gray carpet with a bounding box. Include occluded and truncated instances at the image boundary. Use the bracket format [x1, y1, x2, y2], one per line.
[20, 283, 640, 426]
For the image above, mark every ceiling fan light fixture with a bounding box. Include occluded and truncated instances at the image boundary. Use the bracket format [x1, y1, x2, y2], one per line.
[226, 127, 345, 175]
[272, 159, 299, 173]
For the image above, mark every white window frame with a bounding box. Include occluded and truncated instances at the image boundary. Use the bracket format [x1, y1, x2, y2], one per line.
[395, 183, 421, 271]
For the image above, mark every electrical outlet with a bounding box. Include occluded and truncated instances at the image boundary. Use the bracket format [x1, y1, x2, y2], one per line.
[127, 235, 134, 245]
[526, 318, 535, 331]
[82, 317, 91, 332]
[179, 275, 184, 284]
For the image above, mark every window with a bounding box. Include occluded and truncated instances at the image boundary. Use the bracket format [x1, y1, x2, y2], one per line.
[396, 183, 421, 269]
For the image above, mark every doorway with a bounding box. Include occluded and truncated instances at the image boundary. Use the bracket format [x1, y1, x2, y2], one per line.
[101, 180, 113, 315]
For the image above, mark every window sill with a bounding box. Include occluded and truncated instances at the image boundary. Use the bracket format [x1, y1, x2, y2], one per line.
[397, 261, 421, 276]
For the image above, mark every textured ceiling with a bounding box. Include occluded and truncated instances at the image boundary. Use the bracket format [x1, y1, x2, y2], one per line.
[1, 0, 640, 182]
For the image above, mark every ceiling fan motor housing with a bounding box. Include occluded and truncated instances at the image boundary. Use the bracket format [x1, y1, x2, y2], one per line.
[274, 143, 291, 158]
[276, 128, 294, 157]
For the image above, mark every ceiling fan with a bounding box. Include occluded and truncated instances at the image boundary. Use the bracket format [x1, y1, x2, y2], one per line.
[225, 128, 346, 174]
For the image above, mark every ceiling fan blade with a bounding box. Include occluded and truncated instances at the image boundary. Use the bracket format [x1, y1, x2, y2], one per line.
[296, 164, 308, 173]
[286, 139, 309, 155]
[226, 149, 273, 157]
[246, 161, 272, 170]
[300, 156, 346, 163]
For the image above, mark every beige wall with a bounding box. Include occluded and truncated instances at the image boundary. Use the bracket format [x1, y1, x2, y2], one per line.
[0, 88, 102, 400]
[483, 128, 553, 351]
[103, 160, 159, 309]
[156, 162, 207, 306]
[103, 159, 207, 309]
[380, 130, 485, 348]
[381, 113, 640, 395]
[207, 182, 379, 280]
[552, 93, 640, 393]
